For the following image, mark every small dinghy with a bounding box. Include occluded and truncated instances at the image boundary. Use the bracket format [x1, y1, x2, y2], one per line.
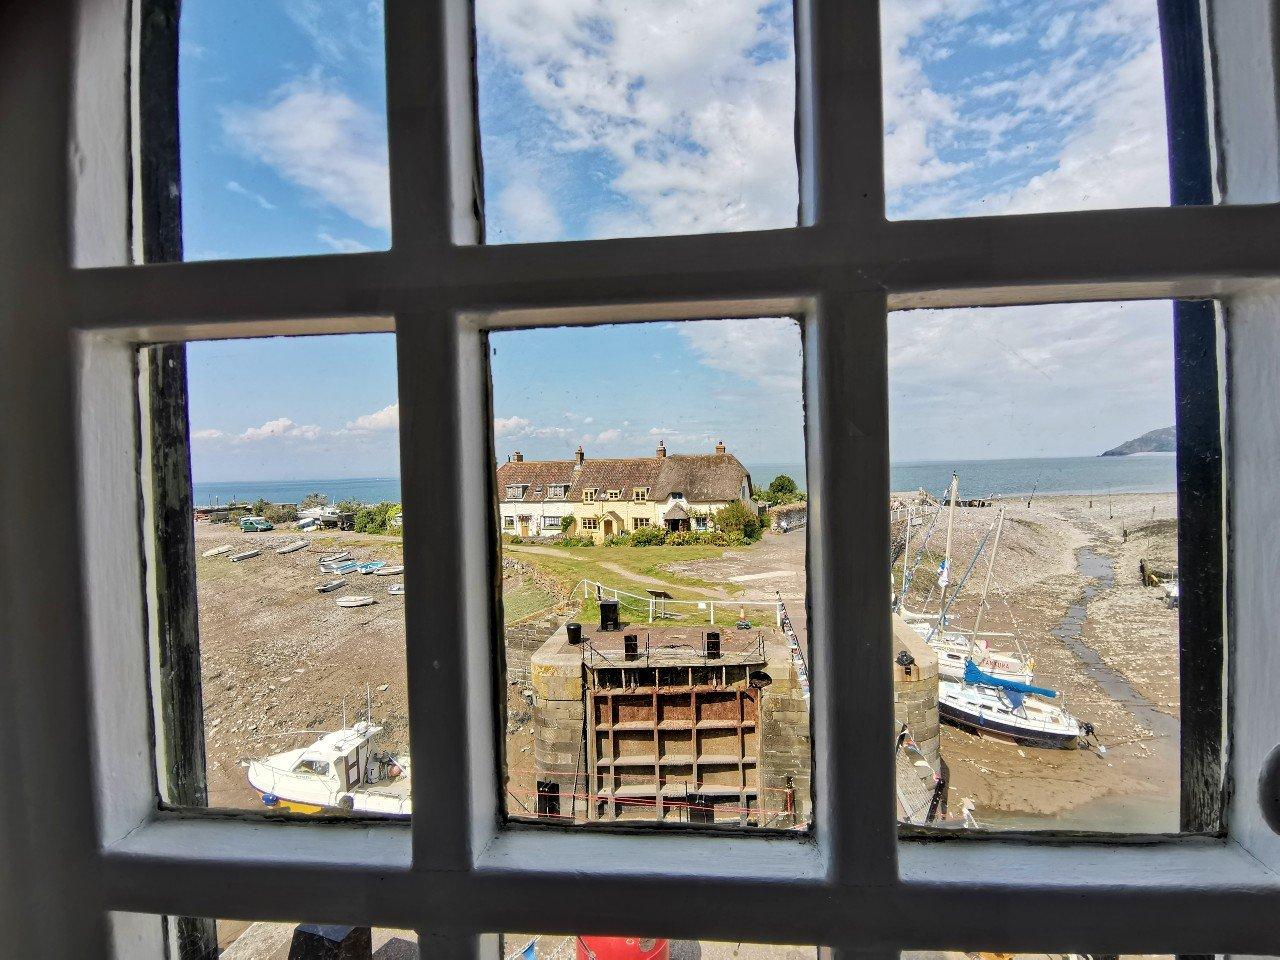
[374, 565, 405, 576]
[318, 551, 350, 565]
[276, 540, 309, 555]
[229, 549, 261, 562]
[296, 517, 319, 530]
[316, 578, 347, 593]
[336, 595, 376, 608]
[387, 584, 405, 596]
[357, 560, 387, 575]
[202, 545, 233, 558]
[323, 560, 360, 575]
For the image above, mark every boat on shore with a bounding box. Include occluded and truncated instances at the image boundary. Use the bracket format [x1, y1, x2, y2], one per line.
[202, 544, 233, 558]
[247, 720, 411, 816]
[229, 549, 261, 562]
[336, 595, 375, 608]
[387, 584, 404, 596]
[323, 560, 360, 574]
[318, 551, 350, 565]
[375, 565, 404, 576]
[906, 620, 1033, 684]
[276, 539, 309, 554]
[316, 579, 347, 593]
[356, 560, 386, 575]
[939, 660, 1090, 749]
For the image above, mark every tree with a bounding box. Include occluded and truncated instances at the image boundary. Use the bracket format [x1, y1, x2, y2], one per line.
[768, 475, 799, 500]
[714, 500, 762, 541]
[299, 492, 328, 510]
[251, 497, 270, 517]
[560, 515, 574, 533]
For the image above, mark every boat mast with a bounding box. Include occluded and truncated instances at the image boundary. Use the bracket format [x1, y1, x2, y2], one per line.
[899, 506, 911, 605]
[937, 472, 959, 618]
[971, 507, 1005, 638]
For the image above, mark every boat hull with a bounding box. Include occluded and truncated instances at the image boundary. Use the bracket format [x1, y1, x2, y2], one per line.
[939, 699, 1081, 749]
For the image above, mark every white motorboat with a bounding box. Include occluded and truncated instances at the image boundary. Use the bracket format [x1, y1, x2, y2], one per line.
[276, 539, 309, 554]
[202, 544, 233, 558]
[336, 595, 375, 608]
[318, 551, 351, 565]
[387, 584, 404, 596]
[229, 549, 261, 562]
[247, 721, 411, 816]
[316, 579, 347, 593]
[374, 565, 404, 576]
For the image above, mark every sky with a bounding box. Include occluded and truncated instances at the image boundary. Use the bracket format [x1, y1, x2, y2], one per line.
[179, 0, 1175, 480]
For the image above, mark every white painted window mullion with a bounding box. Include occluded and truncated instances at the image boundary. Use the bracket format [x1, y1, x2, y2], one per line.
[797, 0, 885, 228]
[805, 289, 897, 884]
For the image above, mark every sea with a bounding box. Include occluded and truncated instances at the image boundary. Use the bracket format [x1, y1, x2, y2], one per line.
[192, 454, 1176, 507]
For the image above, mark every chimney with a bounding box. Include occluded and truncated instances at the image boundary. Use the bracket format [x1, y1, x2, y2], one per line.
[575, 445, 585, 468]
[715, 440, 726, 454]
[656, 439, 666, 458]
[512, 451, 524, 462]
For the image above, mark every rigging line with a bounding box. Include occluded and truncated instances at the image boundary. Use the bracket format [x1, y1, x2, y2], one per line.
[899, 504, 944, 611]
[925, 512, 1001, 644]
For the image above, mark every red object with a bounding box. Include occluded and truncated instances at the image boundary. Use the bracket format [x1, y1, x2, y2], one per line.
[577, 937, 669, 960]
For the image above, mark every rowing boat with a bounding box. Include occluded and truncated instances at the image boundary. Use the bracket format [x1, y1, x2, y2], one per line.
[318, 551, 350, 565]
[336, 595, 375, 608]
[316, 579, 347, 593]
[276, 540, 309, 555]
[229, 549, 261, 562]
[202, 545, 233, 557]
[374, 565, 404, 576]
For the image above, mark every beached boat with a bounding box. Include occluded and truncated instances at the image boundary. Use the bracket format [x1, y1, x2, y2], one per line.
[323, 560, 360, 575]
[374, 565, 404, 576]
[318, 551, 350, 565]
[356, 560, 386, 575]
[202, 544, 233, 557]
[246, 720, 411, 816]
[939, 661, 1089, 750]
[387, 584, 404, 596]
[229, 549, 261, 562]
[909, 622, 1033, 684]
[297, 517, 319, 531]
[276, 539, 309, 555]
[316, 579, 347, 593]
[336, 595, 375, 608]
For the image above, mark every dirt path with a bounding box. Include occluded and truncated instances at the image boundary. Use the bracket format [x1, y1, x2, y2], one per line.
[507, 543, 719, 593]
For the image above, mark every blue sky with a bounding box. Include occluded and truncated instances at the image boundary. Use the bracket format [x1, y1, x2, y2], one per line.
[179, 0, 1175, 479]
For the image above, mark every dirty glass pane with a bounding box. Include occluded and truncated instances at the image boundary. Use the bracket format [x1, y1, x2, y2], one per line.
[178, 1, 390, 259]
[475, 1, 798, 242]
[889, 301, 1179, 831]
[502, 934, 819, 960]
[112, 913, 419, 960]
[882, 0, 1170, 219]
[489, 318, 812, 829]
[155, 333, 408, 817]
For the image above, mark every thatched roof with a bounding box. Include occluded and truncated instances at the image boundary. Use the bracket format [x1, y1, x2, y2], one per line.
[498, 447, 751, 505]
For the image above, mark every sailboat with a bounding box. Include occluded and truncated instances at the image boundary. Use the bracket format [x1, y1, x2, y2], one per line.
[938, 660, 1091, 750]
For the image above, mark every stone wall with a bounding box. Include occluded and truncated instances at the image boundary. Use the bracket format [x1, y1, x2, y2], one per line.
[529, 633, 587, 817]
[756, 645, 812, 827]
[891, 614, 940, 767]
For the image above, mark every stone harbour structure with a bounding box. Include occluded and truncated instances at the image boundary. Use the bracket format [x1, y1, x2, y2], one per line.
[530, 607, 811, 827]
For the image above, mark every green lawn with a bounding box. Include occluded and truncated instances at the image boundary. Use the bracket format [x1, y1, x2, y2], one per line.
[503, 583, 556, 624]
[505, 543, 780, 629]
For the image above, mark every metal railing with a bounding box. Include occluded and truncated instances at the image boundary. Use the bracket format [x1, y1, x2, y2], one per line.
[579, 579, 783, 626]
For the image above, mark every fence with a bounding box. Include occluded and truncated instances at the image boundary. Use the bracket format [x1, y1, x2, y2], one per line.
[579, 579, 783, 627]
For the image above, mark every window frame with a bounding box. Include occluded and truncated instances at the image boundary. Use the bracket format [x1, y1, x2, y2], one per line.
[6, 0, 1278, 958]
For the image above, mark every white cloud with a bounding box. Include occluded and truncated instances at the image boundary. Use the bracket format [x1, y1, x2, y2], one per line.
[191, 428, 228, 441]
[226, 180, 277, 211]
[347, 401, 400, 432]
[494, 415, 532, 437]
[239, 417, 323, 442]
[318, 231, 372, 253]
[222, 77, 391, 230]
[492, 181, 564, 243]
[477, 0, 798, 238]
[283, 0, 385, 66]
[676, 316, 802, 393]
[589, 428, 622, 444]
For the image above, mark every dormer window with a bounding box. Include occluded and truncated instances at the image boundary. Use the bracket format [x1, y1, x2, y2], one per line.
[633, 487, 648, 502]
[505, 484, 528, 500]
[583, 489, 597, 502]
[670, 491, 684, 500]
[606, 489, 622, 500]
[548, 484, 568, 500]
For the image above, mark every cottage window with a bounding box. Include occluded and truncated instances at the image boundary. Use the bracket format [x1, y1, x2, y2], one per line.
[20, 0, 1266, 956]
[670, 491, 684, 500]
[607, 489, 622, 500]
[582, 518, 600, 531]
[506, 484, 527, 500]
[583, 489, 597, 503]
[503, 516, 515, 530]
[548, 485, 567, 500]
[634, 488, 648, 502]
[633, 518, 651, 530]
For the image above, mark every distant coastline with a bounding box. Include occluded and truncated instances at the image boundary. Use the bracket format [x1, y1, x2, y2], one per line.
[193, 453, 1176, 507]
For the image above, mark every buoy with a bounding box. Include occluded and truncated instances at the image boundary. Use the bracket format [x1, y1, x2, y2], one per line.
[262, 793, 279, 806]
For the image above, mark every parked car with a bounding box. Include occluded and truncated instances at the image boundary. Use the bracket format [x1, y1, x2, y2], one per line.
[240, 516, 274, 532]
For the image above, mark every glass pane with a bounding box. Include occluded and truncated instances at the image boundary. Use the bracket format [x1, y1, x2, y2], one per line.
[882, 0, 1169, 219]
[889, 301, 1179, 831]
[149, 333, 409, 816]
[504, 935, 819, 960]
[489, 318, 812, 828]
[475, 1, 798, 243]
[112, 914, 419, 960]
[178, 1, 390, 259]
